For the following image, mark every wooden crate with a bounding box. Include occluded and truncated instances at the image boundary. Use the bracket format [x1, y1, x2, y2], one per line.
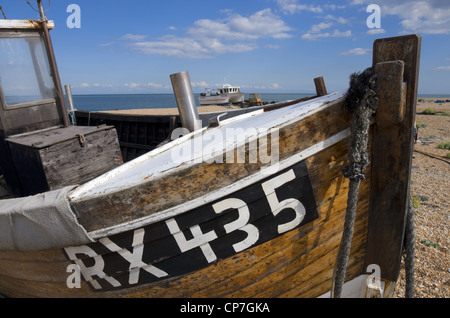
[6, 125, 123, 196]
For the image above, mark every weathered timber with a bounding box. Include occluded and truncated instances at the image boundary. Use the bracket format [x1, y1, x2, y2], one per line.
[314, 77, 328, 96]
[0, 137, 371, 298]
[72, 97, 349, 232]
[6, 126, 123, 195]
[0, 34, 421, 299]
[0, 19, 55, 30]
[365, 34, 421, 282]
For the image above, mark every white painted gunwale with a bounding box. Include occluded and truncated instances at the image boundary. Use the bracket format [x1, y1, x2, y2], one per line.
[72, 91, 349, 239]
[69, 91, 344, 202]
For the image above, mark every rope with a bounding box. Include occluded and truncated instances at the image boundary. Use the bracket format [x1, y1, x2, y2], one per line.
[0, 6, 7, 19]
[26, 0, 51, 13]
[414, 149, 450, 165]
[331, 67, 378, 298]
[404, 196, 415, 298]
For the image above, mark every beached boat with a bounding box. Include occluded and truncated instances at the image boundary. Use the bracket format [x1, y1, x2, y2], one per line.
[0, 3, 420, 298]
[199, 84, 245, 106]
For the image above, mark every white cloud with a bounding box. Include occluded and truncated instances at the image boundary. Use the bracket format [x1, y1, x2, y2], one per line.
[367, 28, 386, 35]
[126, 9, 291, 59]
[75, 82, 163, 91]
[191, 81, 210, 88]
[275, 0, 346, 14]
[188, 9, 293, 41]
[341, 48, 372, 55]
[324, 15, 349, 24]
[302, 29, 351, 40]
[310, 22, 334, 33]
[270, 83, 281, 89]
[121, 33, 148, 41]
[276, 0, 324, 14]
[352, 0, 450, 34]
[129, 36, 256, 59]
[435, 66, 450, 71]
[301, 14, 351, 40]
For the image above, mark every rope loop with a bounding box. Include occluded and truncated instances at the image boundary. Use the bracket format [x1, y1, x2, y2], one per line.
[342, 68, 379, 181]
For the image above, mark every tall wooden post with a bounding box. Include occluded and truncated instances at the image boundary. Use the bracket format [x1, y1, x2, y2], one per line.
[364, 35, 421, 283]
[37, 0, 70, 127]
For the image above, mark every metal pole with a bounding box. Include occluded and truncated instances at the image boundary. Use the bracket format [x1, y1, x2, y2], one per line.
[170, 71, 201, 132]
[64, 85, 75, 112]
[37, 0, 70, 127]
[65, 85, 76, 125]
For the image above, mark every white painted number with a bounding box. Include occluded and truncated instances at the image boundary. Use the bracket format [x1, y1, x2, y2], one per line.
[262, 169, 305, 234]
[166, 218, 218, 263]
[212, 198, 259, 252]
[99, 228, 168, 284]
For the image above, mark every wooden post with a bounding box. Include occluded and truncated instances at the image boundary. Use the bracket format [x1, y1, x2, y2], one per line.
[364, 35, 421, 283]
[37, 0, 70, 127]
[314, 77, 328, 96]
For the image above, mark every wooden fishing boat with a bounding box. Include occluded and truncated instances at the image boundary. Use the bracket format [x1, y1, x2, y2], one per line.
[199, 84, 245, 106]
[0, 3, 420, 299]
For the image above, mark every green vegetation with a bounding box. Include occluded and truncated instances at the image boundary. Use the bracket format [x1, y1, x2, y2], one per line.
[437, 141, 450, 150]
[416, 122, 427, 128]
[411, 195, 428, 209]
[419, 108, 450, 116]
[420, 240, 440, 248]
[422, 108, 436, 115]
[411, 196, 421, 209]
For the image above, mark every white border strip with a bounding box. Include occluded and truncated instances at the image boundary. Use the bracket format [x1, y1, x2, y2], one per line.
[89, 128, 350, 239]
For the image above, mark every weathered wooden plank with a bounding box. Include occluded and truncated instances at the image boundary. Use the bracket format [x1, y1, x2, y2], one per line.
[6, 126, 123, 195]
[0, 19, 54, 30]
[73, 98, 349, 232]
[41, 128, 123, 189]
[365, 35, 421, 282]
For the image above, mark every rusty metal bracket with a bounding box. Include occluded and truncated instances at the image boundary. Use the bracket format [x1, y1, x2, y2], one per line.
[77, 134, 85, 147]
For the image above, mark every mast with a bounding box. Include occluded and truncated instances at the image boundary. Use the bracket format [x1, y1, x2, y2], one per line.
[37, 0, 70, 127]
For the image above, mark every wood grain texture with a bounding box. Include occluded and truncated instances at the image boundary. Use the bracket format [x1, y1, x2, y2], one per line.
[365, 35, 421, 282]
[73, 99, 349, 232]
[6, 126, 123, 195]
[0, 137, 372, 298]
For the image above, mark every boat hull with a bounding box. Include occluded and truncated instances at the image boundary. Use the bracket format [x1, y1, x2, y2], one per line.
[0, 34, 421, 298]
[0, 137, 371, 297]
[199, 92, 244, 105]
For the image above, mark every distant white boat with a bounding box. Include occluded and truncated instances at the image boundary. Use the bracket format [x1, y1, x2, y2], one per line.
[199, 84, 244, 105]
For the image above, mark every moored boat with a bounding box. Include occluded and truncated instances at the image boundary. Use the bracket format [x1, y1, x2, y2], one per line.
[199, 84, 245, 106]
[0, 1, 420, 298]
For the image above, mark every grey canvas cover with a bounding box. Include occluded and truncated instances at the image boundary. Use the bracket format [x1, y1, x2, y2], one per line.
[0, 186, 93, 251]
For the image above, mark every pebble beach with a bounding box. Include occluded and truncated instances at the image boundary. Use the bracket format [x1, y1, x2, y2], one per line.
[394, 98, 450, 298]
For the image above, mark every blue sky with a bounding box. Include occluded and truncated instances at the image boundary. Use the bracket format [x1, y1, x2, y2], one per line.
[3, 0, 450, 94]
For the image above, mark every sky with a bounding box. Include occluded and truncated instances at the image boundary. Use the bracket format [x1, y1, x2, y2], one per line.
[2, 0, 450, 95]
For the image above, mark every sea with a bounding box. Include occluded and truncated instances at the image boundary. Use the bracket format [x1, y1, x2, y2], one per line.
[69, 93, 450, 112]
[70, 93, 313, 112]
